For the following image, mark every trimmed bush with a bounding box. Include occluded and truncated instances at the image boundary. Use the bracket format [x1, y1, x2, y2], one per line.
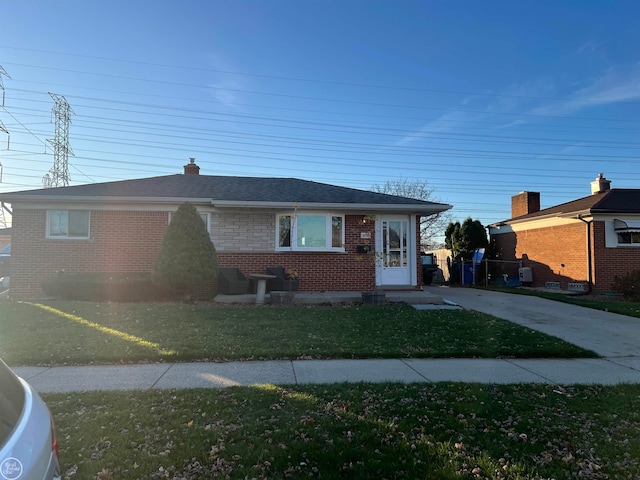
[41, 272, 179, 302]
[152, 202, 218, 293]
[612, 270, 640, 301]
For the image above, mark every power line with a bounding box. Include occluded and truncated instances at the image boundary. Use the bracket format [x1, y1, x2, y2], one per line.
[3, 46, 640, 106]
[5, 61, 640, 125]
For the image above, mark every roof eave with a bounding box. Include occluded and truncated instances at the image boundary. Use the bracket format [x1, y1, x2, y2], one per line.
[0, 195, 215, 205]
[1, 194, 453, 214]
[488, 208, 593, 228]
[211, 200, 453, 213]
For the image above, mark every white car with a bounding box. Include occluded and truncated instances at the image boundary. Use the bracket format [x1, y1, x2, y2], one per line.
[0, 359, 61, 480]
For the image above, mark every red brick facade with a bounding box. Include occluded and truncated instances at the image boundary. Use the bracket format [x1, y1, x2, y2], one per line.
[592, 222, 640, 292]
[9, 209, 423, 299]
[491, 222, 588, 289]
[491, 220, 640, 293]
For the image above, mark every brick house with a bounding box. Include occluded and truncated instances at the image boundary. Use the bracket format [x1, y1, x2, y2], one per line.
[488, 174, 640, 293]
[0, 160, 451, 299]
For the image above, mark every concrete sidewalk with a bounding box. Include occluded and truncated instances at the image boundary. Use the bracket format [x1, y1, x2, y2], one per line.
[12, 356, 640, 393]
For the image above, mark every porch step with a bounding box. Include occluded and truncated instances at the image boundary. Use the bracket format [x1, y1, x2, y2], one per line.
[215, 291, 443, 305]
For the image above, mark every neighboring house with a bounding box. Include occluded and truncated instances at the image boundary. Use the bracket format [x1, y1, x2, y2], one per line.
[488, 174, 640, 293]
[0, 159, 451, 299]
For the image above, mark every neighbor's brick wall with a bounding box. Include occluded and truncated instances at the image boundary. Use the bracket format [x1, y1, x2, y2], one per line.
[491, 222, 588, 288]
[592, 221, 640, 292]
[492, 221, 640, 292]
[10, 210, 398, 299]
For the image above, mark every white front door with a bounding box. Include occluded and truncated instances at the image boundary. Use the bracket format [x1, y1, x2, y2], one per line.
[375, 215, 414, 286]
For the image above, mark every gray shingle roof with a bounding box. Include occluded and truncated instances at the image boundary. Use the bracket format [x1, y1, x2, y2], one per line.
[1, 174, 450, 209]
[502, 189, 640, 223]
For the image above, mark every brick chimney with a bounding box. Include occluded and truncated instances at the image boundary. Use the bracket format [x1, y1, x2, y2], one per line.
[183, 157, 200, 175]
[511, 191, 540, 218]
[590, 173, 611, 195]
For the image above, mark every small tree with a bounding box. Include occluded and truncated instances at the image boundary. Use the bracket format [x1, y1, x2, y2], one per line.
[371, 178, 452, 249]
[152, 202, 218, 293]
[444, 217, 488, 261]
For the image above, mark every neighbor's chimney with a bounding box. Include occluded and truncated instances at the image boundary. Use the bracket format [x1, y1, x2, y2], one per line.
[590, 173, 611, 195]
[184, 157, 200, 175]
[511, 191, 540, 218]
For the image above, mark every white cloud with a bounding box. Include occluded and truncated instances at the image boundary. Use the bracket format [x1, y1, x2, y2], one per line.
[530, 65, 640, 116]
[203, 52, 246, 108]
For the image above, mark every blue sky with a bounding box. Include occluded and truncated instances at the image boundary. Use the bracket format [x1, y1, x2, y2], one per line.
[1, 0, 639, 230]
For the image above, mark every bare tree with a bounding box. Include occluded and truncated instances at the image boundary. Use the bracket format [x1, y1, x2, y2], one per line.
[371, 178, 452, 250]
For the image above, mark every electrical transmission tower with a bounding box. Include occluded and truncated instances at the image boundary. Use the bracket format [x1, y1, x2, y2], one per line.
[44, 92, 74, 188]
[0, 65, 10, 106]
[0, 66, 10, 146]
[0, 162, 5, 227]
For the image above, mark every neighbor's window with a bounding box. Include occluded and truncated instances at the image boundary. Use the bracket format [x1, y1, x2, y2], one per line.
[47, 210, 90, 239]
[617, 232, 640, 245]
[614, 219, 640, 245]
[277, 213, 344, 251]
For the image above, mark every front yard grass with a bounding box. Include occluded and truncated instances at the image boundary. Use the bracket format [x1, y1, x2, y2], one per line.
[46, 382, 640, 479]
[0, 300, 596, 366]
[484, 286, 640, 318]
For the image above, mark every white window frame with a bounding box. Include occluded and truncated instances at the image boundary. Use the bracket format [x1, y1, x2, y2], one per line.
[168, 211, 211, 233]
[276, 212, 345, 252]
[46, 210, 91, 239]
[614, 219, 640, 246]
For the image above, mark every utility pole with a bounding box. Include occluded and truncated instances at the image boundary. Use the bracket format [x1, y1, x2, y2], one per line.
[44, 92, 74, 188]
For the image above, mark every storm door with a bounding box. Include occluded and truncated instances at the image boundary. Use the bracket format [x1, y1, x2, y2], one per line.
[376, 215, 413, 286]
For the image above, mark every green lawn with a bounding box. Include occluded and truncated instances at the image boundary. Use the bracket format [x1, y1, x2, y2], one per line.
[0, 300, 596, 366]
[45, 382, 640, 479]
[484, 286, 640, 318]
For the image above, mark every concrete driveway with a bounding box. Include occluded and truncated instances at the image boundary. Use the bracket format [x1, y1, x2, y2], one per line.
[424, 286, 640, 360]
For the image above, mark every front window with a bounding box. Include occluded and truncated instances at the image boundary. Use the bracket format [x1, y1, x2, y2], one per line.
[277, 213, 344, 251]
[47, 210, 90, 239]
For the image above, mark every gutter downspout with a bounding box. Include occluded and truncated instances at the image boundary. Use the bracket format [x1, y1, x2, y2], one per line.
[577, 215, 593, 293]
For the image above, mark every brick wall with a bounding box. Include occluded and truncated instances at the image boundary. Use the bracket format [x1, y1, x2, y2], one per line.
[211, 211, 273, 251]
[10, 209, 169, 299]
[491, 222, 588, 289]
[592, 221, 640, 293]
[10, 210, 398, 299]
[217, 215, 377, 291]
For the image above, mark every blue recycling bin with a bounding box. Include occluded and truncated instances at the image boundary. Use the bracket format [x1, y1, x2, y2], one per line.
[462, 248, 485, 285]
[463, 264, 475, 285]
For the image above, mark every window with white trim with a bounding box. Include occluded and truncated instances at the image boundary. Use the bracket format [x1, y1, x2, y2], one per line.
[47, 210, 90, 239]
[614, 219, 640, 245]
[276, 213, 344, 251]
